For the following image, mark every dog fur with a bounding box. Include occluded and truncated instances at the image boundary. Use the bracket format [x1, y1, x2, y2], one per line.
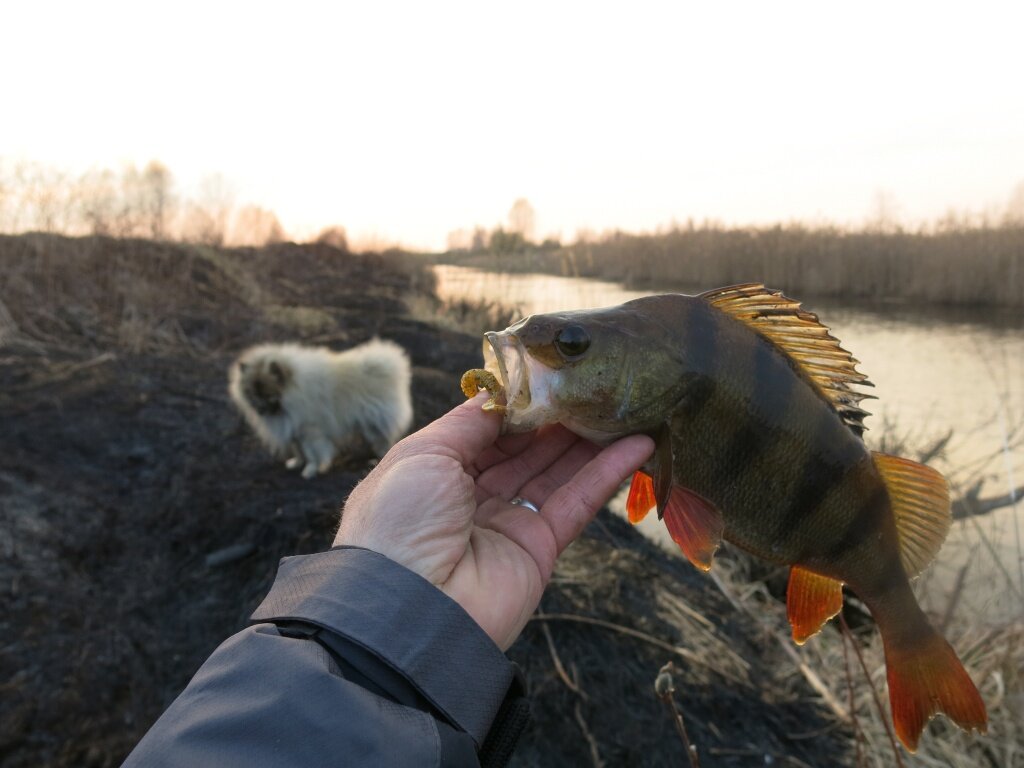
[229, 339, 413, 478]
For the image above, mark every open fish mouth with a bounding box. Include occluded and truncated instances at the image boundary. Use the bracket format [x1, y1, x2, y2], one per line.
[481, 320, 563, 433]
[483, 329, 530, 412]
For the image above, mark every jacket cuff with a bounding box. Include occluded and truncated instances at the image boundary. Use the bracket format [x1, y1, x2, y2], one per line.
[250, 546, 516, 747]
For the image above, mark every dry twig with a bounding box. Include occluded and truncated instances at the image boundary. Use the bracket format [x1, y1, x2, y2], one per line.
[539, 622, 587, 700]
[839, 614, 904, 768]
[654, 661, 700, 768]
[573, 700, 603, 768]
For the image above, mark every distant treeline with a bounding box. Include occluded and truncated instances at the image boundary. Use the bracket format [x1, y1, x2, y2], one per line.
[442, 223, 1024, 307]
[0, 157, 351, 250]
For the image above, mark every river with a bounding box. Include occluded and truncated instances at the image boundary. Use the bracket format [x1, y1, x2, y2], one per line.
[433, 264, 1024, 622]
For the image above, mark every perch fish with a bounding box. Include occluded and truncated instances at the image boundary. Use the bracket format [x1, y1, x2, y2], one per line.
[461, 283, 986, 751]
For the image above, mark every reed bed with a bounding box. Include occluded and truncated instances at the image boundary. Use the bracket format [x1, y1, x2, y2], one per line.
[450, 223, 1024, 307]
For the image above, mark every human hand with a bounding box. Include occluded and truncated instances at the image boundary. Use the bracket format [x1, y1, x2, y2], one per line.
[334, 393, 654, 650]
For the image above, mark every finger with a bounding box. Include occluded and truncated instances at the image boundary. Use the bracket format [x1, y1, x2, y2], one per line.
[540, 434, 654, 553]
[508, 438, 602, 507]
[474, 425, 582, 501]
[405, 392, 503, 466]
[472, 421, 575, 474]
[471, 430, 538, 474]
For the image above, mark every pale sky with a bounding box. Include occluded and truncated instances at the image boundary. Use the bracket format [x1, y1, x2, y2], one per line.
[3, 0, 1023, 250]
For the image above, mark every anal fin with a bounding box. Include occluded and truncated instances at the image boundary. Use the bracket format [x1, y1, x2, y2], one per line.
[786, 566, 843, 644]
[662, 486, 724, 571]
[626, 471, 656, 523]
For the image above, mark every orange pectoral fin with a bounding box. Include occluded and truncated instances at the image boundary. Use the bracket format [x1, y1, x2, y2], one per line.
[786, 566, 844, 644]
[626, 471, 657, 524]
[662, 486, 724, 571]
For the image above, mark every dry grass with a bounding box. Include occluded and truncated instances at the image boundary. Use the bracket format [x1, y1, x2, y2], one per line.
[0, 234, 255, 354]
[708, 546, 1022, 768]
[261, 305, 338, 336]
[0, 233, 432, 358]
[406, 293, 524, 337]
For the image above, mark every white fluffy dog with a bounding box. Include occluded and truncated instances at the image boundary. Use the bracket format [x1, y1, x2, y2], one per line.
[229, 339, 413, 478]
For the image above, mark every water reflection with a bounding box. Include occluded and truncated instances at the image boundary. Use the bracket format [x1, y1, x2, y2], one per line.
[434, 264, 1024, 621]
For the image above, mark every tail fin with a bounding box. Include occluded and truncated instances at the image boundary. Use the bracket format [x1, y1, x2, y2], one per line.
[882, 627, 987, 751]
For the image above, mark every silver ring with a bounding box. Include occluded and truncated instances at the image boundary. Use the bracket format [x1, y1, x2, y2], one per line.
[510, 496, 540, 513]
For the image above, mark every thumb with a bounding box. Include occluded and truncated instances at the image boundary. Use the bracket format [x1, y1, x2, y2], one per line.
[406, 392, 503, 466]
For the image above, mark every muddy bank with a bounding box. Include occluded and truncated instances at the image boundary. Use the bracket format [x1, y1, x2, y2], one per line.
[0, 235, 848, 766]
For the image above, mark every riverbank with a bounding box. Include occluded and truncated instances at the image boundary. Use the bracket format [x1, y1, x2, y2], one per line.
[1, 234, 856, 767]
[438, 222, 1024, 307]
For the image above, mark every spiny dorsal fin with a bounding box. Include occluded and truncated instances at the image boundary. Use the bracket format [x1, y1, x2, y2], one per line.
[872, 451, 951, 577]
[700, 283, 874, 436]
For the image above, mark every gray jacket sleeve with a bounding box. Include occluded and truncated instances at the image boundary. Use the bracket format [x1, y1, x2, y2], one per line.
[122, 546, 529, 768]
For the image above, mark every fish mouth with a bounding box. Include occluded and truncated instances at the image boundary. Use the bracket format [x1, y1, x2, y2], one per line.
[482, 323, 563, 433]
[483, 329, 530, 413]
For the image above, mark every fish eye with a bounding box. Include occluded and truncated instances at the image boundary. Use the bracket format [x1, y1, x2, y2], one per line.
[554, 325, 590, 359]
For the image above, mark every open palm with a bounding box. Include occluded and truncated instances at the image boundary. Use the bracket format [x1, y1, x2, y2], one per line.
[335, 394, 654, 650]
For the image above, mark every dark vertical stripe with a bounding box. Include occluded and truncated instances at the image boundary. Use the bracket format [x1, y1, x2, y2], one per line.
[776, 410, 847, 534]
[712, 421, 766, 489]
[676, 301, 718, 418]
[750, 337, 793, 420]
[681, 301, 718, 379]
[713, 338, 795, 486]
[858, 545, 912, 600]
[822, 485, 889, 561]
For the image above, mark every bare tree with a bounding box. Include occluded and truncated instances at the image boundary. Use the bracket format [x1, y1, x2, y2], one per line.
[446, 228, 472, 251]
[0, 160, 73, 234]
[76, 168, 120, 236]
[470, 226, 489, 251]
[140, 160, 174, 239]
[0, 158, 10, 232]
[1005, 180, 1024, 226]
[507, 198, 536, 243]
[116, 164, 147, 237]
[315, 225, 349, 251]
[230, 205, 286, 246]
[181, 174, 234, 245]
[867, 189, 902, 234]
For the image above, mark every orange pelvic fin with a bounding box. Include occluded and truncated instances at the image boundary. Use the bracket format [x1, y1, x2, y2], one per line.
[872, 452, 951, 578]
[786, 566, 843, 644]
[662, 486, 724, 571]
[884, 630, 988, 751]
[626, 471, 657, 524]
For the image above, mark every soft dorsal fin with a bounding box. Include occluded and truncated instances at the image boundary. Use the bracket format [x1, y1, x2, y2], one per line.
[872, 452, 951, 577]
[700, 283, 874, 436]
